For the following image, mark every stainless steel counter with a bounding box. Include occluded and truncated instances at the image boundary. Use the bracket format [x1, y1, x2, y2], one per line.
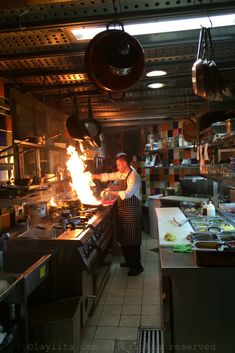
[157, 209, 235, 353]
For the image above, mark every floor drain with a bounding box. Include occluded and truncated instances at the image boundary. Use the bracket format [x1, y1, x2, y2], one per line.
[137, 328, 164, 353]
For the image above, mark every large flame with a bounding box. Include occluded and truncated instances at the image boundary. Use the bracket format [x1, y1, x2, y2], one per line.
[48, 196, 57, 207]
[66, 145, 100, 205]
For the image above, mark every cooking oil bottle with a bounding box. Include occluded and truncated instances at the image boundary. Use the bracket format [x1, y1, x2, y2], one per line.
[202, 202, 208, 216]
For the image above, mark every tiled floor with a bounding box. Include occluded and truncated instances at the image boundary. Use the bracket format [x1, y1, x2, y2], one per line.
[79, 233, 162, 353]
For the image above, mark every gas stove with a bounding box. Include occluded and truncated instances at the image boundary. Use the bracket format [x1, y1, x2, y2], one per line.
[12, 202, 115, 269]
[48, 199, 100, 230]
[62, 208, 99, 230]
[9, 201, 117, 325]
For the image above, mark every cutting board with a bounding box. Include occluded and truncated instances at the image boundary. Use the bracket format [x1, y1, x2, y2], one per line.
[156, 207, 193, 246]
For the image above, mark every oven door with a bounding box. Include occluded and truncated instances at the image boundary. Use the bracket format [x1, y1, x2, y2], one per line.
[93, 230, 115, 299]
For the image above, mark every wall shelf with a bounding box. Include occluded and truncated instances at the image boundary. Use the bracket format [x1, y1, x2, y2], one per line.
[0, 163, 14, 170]
[14, 139, 66, 151]
[144, 145, 194, 154]
[145, 165, 199, 169]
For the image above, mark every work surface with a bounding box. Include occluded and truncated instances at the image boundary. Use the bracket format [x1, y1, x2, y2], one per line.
[156, 207, 192, 246]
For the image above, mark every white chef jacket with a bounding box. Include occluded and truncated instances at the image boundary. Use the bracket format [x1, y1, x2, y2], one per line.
[100, 166, 141, 201]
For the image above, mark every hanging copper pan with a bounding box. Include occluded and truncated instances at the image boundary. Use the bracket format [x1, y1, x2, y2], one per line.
[182, 119, 197, 151]
[192, 27, 208, 98]
[84, 24, 145, 92]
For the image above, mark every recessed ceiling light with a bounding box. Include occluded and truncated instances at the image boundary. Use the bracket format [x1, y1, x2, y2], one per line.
[146, 70, 167, 77]
[148, 83, 165, 89]
[71, 14, 235, 40]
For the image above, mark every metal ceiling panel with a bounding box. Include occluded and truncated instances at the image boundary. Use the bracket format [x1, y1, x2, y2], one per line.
[0, 0, 234, 32]
[0, 0, 234, 124]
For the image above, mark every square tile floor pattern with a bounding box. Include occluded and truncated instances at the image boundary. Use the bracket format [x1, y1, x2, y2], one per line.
[79, 233, 162, 353]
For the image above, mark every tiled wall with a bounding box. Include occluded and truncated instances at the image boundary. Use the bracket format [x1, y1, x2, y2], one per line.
[132, 120, 199, 201]
[135, 162, 199, 202]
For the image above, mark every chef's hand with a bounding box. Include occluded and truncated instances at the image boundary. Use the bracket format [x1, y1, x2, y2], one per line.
[107, 190, 118, 197]
[92, 174, 101, 180]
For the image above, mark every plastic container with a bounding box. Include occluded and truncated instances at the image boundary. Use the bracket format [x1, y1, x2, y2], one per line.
[207, 201, 216, 217]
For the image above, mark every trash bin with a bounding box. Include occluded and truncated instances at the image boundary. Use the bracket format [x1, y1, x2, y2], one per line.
[141, 202, 150, 235]
[28, 297, 81, 353]
[148, 195, 162, 241]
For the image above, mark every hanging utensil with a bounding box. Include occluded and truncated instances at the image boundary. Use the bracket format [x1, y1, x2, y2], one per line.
[206, 28, 224, 101]
[182, 119, 197, 144]
[66, 94, 90, 141]
[84, 21, 144, 93]
[192, 27, 208, 98]
[83, 97, 101, 139]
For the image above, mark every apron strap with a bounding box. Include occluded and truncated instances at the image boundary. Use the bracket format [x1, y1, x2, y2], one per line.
[125, 169, 132, 181]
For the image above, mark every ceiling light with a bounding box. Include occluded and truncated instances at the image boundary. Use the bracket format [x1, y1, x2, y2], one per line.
[71, 14, 235, 40]
[146, 70, 167, 77]
[148, 83, 165, 89]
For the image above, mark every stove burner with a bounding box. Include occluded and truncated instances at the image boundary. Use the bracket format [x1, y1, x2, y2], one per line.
[49, 201, 99, 230]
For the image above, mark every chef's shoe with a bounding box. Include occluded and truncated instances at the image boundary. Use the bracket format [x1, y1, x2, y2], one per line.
[127, 266, 144, 276]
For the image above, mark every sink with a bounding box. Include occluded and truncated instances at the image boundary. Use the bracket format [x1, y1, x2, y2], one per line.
[0, 273, 23, 302]
[18, 226, 64, 239]
[0, 250, 53, 296]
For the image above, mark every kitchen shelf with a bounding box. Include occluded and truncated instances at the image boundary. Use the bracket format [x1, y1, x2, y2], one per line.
[0, 96, 10, 113]
[0, 163, 14, 170]
[201, 131, 235, 147]
[144, 146, 194, 154]
[14, 139, 66, 151]
[145, 165, 199, 169]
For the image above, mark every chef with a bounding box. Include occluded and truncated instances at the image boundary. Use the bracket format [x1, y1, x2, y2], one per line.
[92, 152, 143, 276]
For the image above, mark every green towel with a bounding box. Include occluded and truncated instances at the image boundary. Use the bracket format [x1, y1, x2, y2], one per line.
[172, 244, 193, 253]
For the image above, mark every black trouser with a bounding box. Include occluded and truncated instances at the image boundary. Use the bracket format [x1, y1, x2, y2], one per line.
[121, 245, 142, 269]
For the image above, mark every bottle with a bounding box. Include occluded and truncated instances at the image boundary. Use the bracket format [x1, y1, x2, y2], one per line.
[202, 202, 208, 216]
[206, 201, 216, 217]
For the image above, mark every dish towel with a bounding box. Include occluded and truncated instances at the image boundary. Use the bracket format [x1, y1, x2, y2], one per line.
[172, 244, 193, 253]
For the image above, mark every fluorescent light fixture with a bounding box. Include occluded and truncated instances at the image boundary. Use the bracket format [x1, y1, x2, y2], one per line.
[146, 70, 167, 77]
[71, 13, 235, 40]
[148, 83, 165, 89]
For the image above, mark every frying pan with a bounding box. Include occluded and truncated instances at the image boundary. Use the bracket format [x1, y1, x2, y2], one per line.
[192, 27, 208, 98]
[83, 97, 101, 139]
[66, 94, 90, 141]
[84, 23, 144, 92]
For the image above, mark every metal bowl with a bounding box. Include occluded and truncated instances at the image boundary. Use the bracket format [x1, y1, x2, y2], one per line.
[192, 233, 219, 241]
[193, 241, 221, 250]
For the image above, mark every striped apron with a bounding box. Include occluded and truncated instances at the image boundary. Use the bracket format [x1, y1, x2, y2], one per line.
[117, 170, 142, 246]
